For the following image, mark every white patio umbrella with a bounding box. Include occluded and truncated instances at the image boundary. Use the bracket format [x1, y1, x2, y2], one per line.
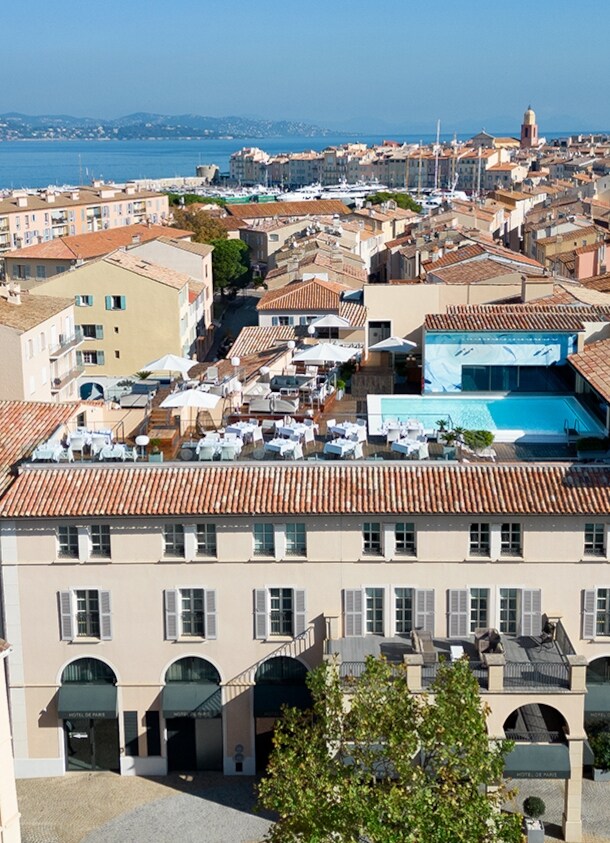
[310, 314, 351, 329]
[143, 353, 196, 379]
[160, 390, 221, 410]
[293, 343, 356, 365]
[368, 336, 418, 353]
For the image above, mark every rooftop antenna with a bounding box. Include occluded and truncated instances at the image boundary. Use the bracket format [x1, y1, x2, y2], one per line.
[417, 141, 423, 200]
[433, 119, 441, 192]
[78, 154, 83, 187]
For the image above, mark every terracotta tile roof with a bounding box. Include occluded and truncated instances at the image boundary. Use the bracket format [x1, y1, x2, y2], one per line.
[580, 272, 610, 292]
[0, 293, 73, 332]
[101, 250, 190, 290]
[0, 186, 163, 216]
[536, 226, 601, 247]
[226, 200, 350, 219]
[422, 244, 486, 271]
[339, 300, 367, 327]
[257, 278, 347, 312]
[4, 463, 610, 518]
[429, 258, 522, 285]
[0, 400, 78, 495]
[229, 326, 298, 357]
[5, 224, 191, 261]
[575, 241, 604, 256]
[156, 237, 213, 258]
[569, 338, 610, 402]
[425, 303, 610, 332]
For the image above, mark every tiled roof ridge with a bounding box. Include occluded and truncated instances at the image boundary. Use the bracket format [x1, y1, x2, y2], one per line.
[2, 462, 610, 518]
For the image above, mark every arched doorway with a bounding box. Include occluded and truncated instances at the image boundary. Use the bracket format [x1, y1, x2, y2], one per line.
[162, 657, 222, 772]
[254, 656, 312, 772]
[58, 658, 119, 772]
[503, 704, 570, 779]
[586, 656, 610, 729]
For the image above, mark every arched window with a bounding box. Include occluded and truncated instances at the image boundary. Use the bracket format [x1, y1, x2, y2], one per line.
[61, 658, 116, 685]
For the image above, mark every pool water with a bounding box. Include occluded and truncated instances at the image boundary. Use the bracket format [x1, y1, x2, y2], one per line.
[369, 394, 606, 442]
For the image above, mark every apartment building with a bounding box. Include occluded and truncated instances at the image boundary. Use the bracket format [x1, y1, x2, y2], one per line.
[0, 184, 170, 256]
[0, 460, 608, 841]
[229, 148, 271, 185]
[28, 250, 206, 377]
[0, 284, 81, 402]
[3, 224, 192, 288]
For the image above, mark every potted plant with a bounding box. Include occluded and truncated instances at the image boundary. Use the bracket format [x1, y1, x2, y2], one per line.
[589, 731, 610, 781]
[336, 379, 346, 401]
[522, 796, 545, 842]
[463, 429, 495, 453]
[148, 438, 163, 463]
[439, 428, 458, 459]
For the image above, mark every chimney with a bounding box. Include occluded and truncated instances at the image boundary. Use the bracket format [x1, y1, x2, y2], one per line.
[0, 282, 21, 305]
[46, 191, 56, 203]
[131, 234, 141, 246]
[70, 190, 79, 201]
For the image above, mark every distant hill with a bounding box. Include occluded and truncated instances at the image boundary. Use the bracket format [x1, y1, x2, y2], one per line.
[0, 112, 331, 140]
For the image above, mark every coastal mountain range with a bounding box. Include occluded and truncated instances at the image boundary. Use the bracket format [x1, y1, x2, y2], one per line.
[0, 112, 332, 141]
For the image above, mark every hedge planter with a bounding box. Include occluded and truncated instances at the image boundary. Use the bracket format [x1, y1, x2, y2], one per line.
[523, 818, 545, 843]
[593, 767, 610, 782]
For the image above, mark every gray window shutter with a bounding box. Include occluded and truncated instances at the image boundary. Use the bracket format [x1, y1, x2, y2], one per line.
[254, 589, 268, 640]
[415, 589, 435, 633]
[75, 295, 82, 306]
[95, 324, 104, 339]
[123, 711, 139, 757]
[97, 351, 105, 366]
[164, 589, 179, 641]
[205, 589, 217, 640]
[99, 590, 112, 640]
[447, 589, 469, 638]
[76, 350, 83, 366]
[59, 591, 74, 641]
[521, 589, 542, 637]
[105, 295, 112, 310]
[582, 589, 596, 639]
[120, 295, 126, 310]
[294, 589, 306, 636]
[344, 589, 364, 637]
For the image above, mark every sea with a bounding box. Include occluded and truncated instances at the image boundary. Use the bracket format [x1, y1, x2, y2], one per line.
[0, 134, 467, 190]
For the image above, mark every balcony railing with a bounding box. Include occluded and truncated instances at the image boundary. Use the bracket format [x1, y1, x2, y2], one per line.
[504, 730, 564, 744]
[49, 333, 83, 359]
[50, 365, 85, 393]
[503, 662, 570, 690]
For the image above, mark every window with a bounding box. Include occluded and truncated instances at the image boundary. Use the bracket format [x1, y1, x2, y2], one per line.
[395, 587, 413, 634]
[596, 589, 610, 636]
[395, 522, 416, 555]
[196, 523, 217, 557]
[164, 588, 216, 640]
[77, 294, 93, 307]
[81, 350, 104, 365]
[114, 350, 120, 359]
[180, 588, 205, 636]
[254, 588, 306, 639]
[80, 324, 99, 339]
[269, 588, 294, 636]
[75, 589, 100, 637]
[90, 525, 111, 557]
[585, 523, 605, 556]
[27, 338, 34, 359]
[254, 523, 275, 556]
[499, 588, 519, 634]
[36, 265, 46, 280]
[59, 589, 111, 641]
[469, 523, 490, 556]
[470, 588, 489, 632]
[501, 523, 522, 556]
[362, 522, 382, 555]
[285, 523, 306, 556]
[105, 295, 126, 311]
[58, 525, 79, 558]
[366, 587, 384, 634]
[39, 331, 46, 350]
[163, 524, 185, 557]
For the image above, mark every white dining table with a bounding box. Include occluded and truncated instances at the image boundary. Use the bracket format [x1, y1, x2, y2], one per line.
[324, 437, 358, 458]
[264, 438, 299, 457]
[330, 422, 367, 442]
[225, 422, 258, 442]
[197, 435, 243, 457]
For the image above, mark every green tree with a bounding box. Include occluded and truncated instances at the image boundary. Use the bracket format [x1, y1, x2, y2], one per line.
[366, 191, 422, 213]
[171, 207, 228, 243]
[167, 193, 226, 208]
[210, 237, 250, 294]
[258, 657, 521, 843]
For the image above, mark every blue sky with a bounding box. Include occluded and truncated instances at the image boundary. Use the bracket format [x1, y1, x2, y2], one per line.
[3, 0, 608, 132]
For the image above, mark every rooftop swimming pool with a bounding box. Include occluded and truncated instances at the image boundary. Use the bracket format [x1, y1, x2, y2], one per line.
[367, 394, 606, 443]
